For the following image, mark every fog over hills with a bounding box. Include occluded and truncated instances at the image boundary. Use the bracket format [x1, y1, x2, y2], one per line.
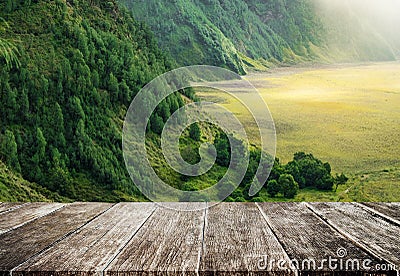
[315, 0, 400, 59]
[121, 0, 400, 72]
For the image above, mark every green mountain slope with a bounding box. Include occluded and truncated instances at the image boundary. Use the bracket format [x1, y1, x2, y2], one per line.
[0, 0, 185, 201]
[0, 0, 387, 202]
[0, 160, 68, 202]
[120, 0, 396, 73]
[120, 0, 247, 73]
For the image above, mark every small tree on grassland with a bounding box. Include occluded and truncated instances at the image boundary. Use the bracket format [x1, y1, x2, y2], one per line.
[334, 173, 349, 192]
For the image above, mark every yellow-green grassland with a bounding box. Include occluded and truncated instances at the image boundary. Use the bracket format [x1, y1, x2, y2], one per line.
[197, 62, 400, 201]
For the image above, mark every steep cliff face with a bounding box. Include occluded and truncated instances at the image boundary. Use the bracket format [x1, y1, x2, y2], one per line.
[120, 0, 396, 73]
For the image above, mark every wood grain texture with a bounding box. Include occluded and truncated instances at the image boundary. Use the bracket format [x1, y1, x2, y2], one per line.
[200, 202, 295, 275]
[0, 202, 112, 273]
[106, 202, 206, 276]
[0, 203, 26, 214]
[0, 202, 64, 234]
[257, 202, 384, 273]
[308, 202, 400, 268]
[361, 202, 400, 222]
[14, 203, 156, 275]
[0, 202, 399, 276]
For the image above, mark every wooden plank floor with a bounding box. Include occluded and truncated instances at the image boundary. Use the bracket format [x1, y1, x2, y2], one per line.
[308, 203, 400, 267]
[0, 202, 398, 276]
[0, 203, 26, 214]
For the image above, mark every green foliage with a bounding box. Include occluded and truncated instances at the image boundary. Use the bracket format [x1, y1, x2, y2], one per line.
[0, 0, 356, 203]
[120, 0, 396, 73]
[0, 160, 69, 202]
[278, 174, 299, 199]
[120, 0, 319, 72]
[1, 130, 21, 173]
[239, 151, 341, 200]
[189, 123, 201, 141]
[0, 17, 20, 69]
[0, 0, 178, 201]
[215, 132, 230, 167]
[1, 82, 17, 123]
[216, 181, 236, 201]
[266, 180, 280, 197]
[234, 196, 246, 202]
[120, 0, 248, 73]
[150, 114, 165, 135]
[285, 152, 335, 190]
[334, 173, 349, 192]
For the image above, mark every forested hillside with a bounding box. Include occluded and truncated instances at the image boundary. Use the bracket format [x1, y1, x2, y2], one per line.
[0, 0, 186, 201]
[120, 0, 397, 73]
[0, 0, 350, 202]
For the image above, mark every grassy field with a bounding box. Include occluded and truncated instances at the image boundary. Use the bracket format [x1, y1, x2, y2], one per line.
[197, 62, 400, 201]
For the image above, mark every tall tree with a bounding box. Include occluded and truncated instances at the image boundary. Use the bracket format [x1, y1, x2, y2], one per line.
[2, 82, 17, 123]
[108, 72, 119, 100]
[33, 127, 47, 166]
[150, 114, 164, 135]
[189, 123, 201, 141]
[1, 130, 21, 173]
[47, 102, 66, 148]
[19, 88, 30, 121]
[215, 132, 230, 167]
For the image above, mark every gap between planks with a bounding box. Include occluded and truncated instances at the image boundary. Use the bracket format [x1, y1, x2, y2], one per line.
[3, 202, 399, 275]
[196, 202, 208, 275]
[358, 202, 400, 227]
[0, 203, 28, 214]
[255, 202, 299, 275]
[101, 204, 159, 274]
[8, 203, 116, 275]
[305, 202, 397, 269]
[105, 202, 206, 275]
[0, 203, 66, 235]
[11, 203, 155, 276]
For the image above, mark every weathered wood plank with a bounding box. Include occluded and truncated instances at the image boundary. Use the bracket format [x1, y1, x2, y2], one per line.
[0, 202, 112, 273]
[106, 202, 206, 276]
[14, 203, 156, 275]
[361, 202, 400, 222]
[200, 202, 295, 275]
[1, 202, 399, 276]
[0, 202, 64, 234]
[258, 202, 386, 273]
[308, 202, 400, 269]
[0, 203, 26, 214]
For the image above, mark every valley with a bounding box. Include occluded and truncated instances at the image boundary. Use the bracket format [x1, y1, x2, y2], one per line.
[197, 62, 400, 201]
[1, 0, 399, 203]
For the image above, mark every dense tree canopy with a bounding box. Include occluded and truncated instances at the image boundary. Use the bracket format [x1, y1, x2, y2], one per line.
[0, 0, 350, 202]
[120, 0, 396, 73]
[0, 0, 184, 201]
